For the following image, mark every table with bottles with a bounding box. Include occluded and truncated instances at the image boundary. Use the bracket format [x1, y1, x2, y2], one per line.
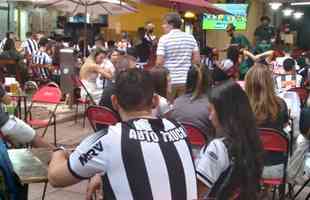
[4, 80, 28, 120]
[6, 92, 28, 121]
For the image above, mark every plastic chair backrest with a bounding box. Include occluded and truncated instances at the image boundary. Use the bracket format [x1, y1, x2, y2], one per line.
[288, 87, 309, 104]
[182, 123, 207, 146]
[0, 139, 19, 200]
[32, 85, 62, 104]
[259, 128, 289, 153]
[76, 77, 96, 105]
[86, 106, 120, 131]
[46, 82, 60, 88]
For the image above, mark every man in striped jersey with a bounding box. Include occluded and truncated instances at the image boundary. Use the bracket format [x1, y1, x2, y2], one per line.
[22, 32, 39, 55]
[156, 12, 200, 100]
[32, 37, 53, 80]
[48, 68, 197, 200]
[275, 57, 303, 91]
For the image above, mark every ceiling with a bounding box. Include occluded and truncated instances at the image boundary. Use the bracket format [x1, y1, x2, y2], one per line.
[263, 0, 310, 3]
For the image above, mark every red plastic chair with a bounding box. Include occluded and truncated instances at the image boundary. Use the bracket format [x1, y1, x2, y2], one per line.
[181, 123, 207, 146]
[259, 128, 289, 200]
[71, 75, 96, 127]
[86, 105, 120, 131]
[46, 82, 60, 88]
[288, 87, 309, 106]
[26, 85, 62, 146]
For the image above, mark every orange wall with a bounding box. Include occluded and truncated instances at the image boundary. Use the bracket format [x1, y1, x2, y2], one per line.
[107, 0, 263, 49]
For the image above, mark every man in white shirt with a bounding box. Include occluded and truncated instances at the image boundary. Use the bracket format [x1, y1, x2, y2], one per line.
[156, 12, 200, 100]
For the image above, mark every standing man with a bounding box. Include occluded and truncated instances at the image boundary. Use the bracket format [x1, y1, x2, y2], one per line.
[226, 23, 252, 79]
[226, 23, 251, 49]
[145, 21, 157, 46]
[32, 37, 53, 80]
[254, 16, 276, 45]
[22, 32, 39, 56]
[156, 12, 200, 100]
[48, 69, 197, 200]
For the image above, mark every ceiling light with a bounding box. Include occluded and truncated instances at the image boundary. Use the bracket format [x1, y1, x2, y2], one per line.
[184, 11, 196, 19]
[293, 11, 304, 19]
[291, 1, 310, 6]
[269, 2, 282, 10]
[283, 8, 294, 16]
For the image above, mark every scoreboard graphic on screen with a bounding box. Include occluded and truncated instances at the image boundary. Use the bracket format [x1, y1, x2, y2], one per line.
[203, 4, 248, 30]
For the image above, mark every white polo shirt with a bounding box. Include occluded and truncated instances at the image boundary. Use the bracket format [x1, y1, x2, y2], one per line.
[157, 29, 199, 85]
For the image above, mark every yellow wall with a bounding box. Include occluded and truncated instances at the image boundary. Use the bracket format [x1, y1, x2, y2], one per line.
[107, 3, 170, 40]
[107, 0, 264, 49]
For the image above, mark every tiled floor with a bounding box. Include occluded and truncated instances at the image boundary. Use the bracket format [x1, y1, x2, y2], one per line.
[29, 120, 92, 200]
[29, 181, 89, 200]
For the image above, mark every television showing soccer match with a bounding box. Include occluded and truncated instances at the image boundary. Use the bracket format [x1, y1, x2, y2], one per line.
[202, 4, 248, 30]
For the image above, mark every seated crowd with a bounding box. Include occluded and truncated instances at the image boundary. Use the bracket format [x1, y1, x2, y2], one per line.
[0, 12, 309, 200]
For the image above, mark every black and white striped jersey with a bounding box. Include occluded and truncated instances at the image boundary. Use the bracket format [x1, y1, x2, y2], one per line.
[22, 38, 38, 55]
[0, 38, 7, 51]
[32, 50, 52, 79]
[68, 118, 197, 200]
[275, 74, 303, 91]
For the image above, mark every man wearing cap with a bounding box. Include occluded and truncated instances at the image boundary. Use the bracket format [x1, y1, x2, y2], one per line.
[254, 16, 276, 45]
[226, 23, 251, 49]
[226, 23, 252, 79]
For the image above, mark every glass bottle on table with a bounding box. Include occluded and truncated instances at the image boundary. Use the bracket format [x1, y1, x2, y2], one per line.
[5, 100, 17, 116]
[5, 104, 15, 116]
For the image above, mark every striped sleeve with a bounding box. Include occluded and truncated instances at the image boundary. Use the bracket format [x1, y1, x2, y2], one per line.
[195, 139, 230, 188]
[191, 35, 199, 52]
[44, 52, 52, 64]
[68, 130, 110, 179]
[156, 35, 166, 56]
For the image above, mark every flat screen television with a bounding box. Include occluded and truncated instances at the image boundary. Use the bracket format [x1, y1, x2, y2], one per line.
[69, 14, 90, 23]
[202, 4, 248, 30]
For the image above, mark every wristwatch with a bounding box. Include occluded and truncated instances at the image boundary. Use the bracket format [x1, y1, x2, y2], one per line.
[53, 146, 66, 152]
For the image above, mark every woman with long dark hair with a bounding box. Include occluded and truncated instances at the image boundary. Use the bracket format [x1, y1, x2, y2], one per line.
[196, 81, 263, 200]
[170, 64, 213, 139]
[212, 46, 240, 85]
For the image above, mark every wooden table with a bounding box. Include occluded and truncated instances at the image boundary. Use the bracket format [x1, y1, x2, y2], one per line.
[8, 148, 51, 184]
